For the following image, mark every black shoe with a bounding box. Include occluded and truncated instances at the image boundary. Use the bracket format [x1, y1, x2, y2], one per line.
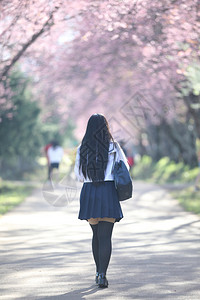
[98, 273, 108, 288]
[95, 272, 99, 284]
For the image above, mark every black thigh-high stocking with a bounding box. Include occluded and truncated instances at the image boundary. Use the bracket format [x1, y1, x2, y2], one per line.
[90, 224, 99, 273]
[98, 221, 114, 275]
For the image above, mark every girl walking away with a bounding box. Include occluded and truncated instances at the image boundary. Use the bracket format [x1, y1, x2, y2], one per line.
[74, 114, 129, 288]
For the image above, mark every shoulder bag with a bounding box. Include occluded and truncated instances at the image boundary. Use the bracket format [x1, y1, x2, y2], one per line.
[112, 144, 133, 201]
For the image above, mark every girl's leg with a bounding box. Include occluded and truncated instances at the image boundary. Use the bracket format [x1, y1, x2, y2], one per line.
[98, 220, 114, 275]
[88, 217, 115, 287]
[89, 222, 99, 275]
[88, 218, 100, 282]
[88, 217, 115, 225]
[48, 164, 53, 180]
[99, 217, 115, 223]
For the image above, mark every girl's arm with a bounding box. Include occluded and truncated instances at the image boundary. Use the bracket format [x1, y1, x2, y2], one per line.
[74, 146, 84, 182]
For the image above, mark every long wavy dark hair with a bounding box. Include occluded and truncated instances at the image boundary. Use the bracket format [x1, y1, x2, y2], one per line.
[79, 114, 114, 182]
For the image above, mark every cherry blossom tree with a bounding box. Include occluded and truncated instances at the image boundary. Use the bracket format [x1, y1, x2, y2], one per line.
[1, 0, 200, 165]
[0, 0, 87, 116]
[31, 1, 200, 151]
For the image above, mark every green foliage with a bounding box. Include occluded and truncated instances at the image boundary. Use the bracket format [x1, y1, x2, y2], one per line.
[132, 155, 153, 180]
[181, 168, 199, 183]
[0, 67, 78, 179]
[172, 187, 200, 215]
[40, 118, 78, 148]
[133, 156, 199, 184]
[181, 62, 200, 97]
[63, 119, 78, 147]
[0, 68, 43, 178]
[153, 160, 188, 183]
[0, 181, 33, 215]
[185, 63, 200, 96]
[152, 157, 171, 182]
[41, 123, 63, 146]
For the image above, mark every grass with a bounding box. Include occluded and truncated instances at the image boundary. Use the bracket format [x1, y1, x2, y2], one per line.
[132, 155, 199, 184]
[0, 153, 74, 216]
[0, 181, 34, 216]
[171, 187, 200, 215]
[132, 155, 200, 215]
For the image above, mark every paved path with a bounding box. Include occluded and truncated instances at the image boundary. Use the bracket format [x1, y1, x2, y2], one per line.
[0, 181, 200, 300]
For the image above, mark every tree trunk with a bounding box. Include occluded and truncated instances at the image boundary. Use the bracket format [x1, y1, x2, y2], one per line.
[146, 120, 198, 167]
[184, 94, 200, 138]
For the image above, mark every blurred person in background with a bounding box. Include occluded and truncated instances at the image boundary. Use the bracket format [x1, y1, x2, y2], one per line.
[47, 141, 63, 181]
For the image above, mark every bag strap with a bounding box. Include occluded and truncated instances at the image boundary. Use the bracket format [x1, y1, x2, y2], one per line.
[111, 142, 117, 174]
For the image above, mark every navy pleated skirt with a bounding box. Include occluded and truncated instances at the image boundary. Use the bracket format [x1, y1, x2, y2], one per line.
[78, 181, 123, 222]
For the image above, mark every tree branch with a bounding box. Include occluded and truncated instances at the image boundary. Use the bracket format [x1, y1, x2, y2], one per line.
[0, 9, 57, 81]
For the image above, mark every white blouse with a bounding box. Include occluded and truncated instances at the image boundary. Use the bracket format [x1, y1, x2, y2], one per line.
[74, 141, 129, 182]
[47, 146, 63, 163]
